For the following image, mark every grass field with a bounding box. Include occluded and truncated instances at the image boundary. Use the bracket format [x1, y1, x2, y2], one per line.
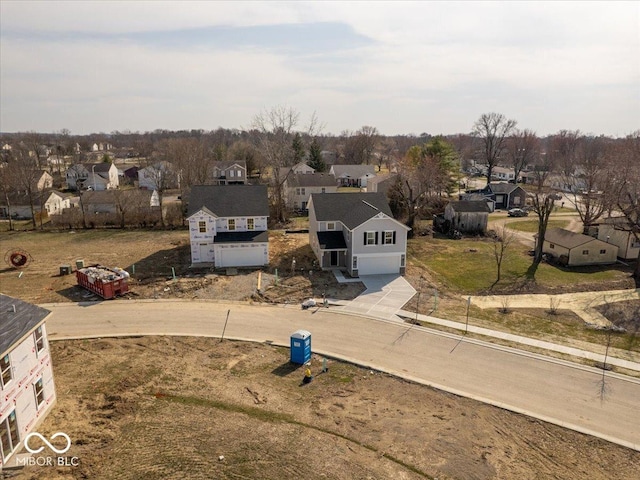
[505, 218, 571, 232]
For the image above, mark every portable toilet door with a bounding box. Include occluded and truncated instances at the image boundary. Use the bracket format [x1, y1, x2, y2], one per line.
[290, 330, 312, 364]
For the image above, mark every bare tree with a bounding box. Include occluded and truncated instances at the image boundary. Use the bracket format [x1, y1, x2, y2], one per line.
[506, 129, 538, 183]
[252, 106, 321, 224]
[11, 144, 45, 228]
[491, 223, 516, 288]
[472, 113, 517, 184]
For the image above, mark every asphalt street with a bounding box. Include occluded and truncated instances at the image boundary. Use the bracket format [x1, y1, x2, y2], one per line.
[42, 299, 640, 451]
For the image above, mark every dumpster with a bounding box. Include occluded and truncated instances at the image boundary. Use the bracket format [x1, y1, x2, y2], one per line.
[76, 264, 130, 299]
[290, 330, 311, 364]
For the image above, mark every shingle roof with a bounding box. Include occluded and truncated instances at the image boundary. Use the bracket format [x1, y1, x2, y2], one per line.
[489, 183, 520, 194]
[215, 231, 269, 243]
[287, 173, 336, 187]
[330, 165, 376, 178]
[187, 185, 269, 218]
[317, 231, 347, 250]
[0, 294, 51, 356]
[542, 228, 602, 249]
[83, 162, 113, 173]
[310, 192, 394, 229]
[448, 200, 491, 213]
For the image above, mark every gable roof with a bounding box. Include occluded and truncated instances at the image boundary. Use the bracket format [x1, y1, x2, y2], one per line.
[82, 189, 153, 205]
[448, 200, 491, 213]
[542, 228, 605, 249]
[287, 173, 336, 188]
[1, 294, 51, 356]
[187, 185, 269, 218]
[310, 192, 396, 230]
[83, 162, 114, 173]
[0, 190, 63, 207]
[330, 165, 376, 178]
[214, 161, 246, 171]
[489, 182, 522, 194]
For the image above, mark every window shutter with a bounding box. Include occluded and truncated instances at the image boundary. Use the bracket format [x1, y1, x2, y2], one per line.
[393, 231, 396, 244]
[375, 232, 379, 245]
[364, 232, 367, 244]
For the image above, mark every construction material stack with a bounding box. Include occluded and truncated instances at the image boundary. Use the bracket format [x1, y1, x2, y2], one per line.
[75, 265, 130, 299]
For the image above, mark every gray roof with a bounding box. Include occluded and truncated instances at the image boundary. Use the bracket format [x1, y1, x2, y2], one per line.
[187, 185, 269, 218]
[83, 162, 113, 173]
[287, 173, 336, 188]
[542, 228, 603, 249]
[215, 231, 269, 243]
[489, 183, 521, 194]
[310, 192, 394, 230]
[448, 200, 491, 213]
[214, 161, 246, 171]
[330, 165, 376, 178]
[1, 294, 51, 356]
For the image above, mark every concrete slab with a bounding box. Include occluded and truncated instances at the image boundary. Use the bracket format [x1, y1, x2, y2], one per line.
[337, 274, 416, 320]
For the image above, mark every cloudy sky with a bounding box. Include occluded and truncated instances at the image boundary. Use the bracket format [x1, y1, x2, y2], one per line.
[1, 1, 638, 137]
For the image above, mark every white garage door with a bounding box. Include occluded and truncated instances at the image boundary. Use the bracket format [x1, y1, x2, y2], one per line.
[215, 244, 266, 267]
[357, 255, 399, 275]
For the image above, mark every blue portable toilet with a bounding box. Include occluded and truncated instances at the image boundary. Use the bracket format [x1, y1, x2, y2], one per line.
[290, 330, 312, 364]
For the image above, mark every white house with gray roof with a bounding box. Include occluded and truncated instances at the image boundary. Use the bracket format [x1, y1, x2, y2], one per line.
[329, 165, 377, 188]
[0, 295, 57, 468]
[284, 173, 338, 211]
[308, 192, 410, 276]
[186, 185, 269, 267]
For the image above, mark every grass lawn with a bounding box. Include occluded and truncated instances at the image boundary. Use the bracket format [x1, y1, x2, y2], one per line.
[505, 219, 570, 233]
[408, 236, 628, 294]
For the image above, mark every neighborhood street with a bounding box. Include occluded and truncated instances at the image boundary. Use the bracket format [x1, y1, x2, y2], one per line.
[42, 299, 640, 451]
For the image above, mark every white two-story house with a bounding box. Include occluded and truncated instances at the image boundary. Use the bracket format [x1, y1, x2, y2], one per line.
[308, 192, 410, 276]
[0, 295, 57, 468]
[65, 163, 119, 191]
[186, 185, 269, 267]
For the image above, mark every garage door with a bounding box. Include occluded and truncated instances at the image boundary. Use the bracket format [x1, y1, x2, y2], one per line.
[216, 244, 266, 267]
[357, 255, 399, 275]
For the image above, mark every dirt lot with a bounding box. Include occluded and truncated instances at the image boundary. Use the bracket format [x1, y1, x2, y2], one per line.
[11, 337, 640, 480]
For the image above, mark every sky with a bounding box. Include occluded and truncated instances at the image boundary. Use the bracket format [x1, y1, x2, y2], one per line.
[1, 1, 638, 137]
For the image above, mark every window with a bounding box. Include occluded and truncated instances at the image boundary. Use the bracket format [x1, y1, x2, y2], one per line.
[600, 249, 606, 254]
[352, 256, 357, 269]
[228, 219, 236, 231]
[321, 188, 326, 193]
[549, 243, 555, 249]
[582, 250, 589, 255]
[364, 231, 377, 245]
[1, 411, 20, 461]
[198, 221, 207, 233]
[400, 254, 406, 267]
[236, 169, 242, 177]
[327, 222, 335, 230]
[0, 355, 11, 388]
[229, 170, 235, 178]
[34, 325, 45, 354]
[247, 218, 254, 230]
[34, 378, 44, 409]
[300, 188, 305, 195]
[383, 231, 396, 245]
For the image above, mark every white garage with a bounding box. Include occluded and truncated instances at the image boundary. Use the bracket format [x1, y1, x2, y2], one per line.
[214, 243, 268, 268]
[356, 254, 400, 275]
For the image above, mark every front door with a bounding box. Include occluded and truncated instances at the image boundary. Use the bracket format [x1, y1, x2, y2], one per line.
[330, 251, 338, 266]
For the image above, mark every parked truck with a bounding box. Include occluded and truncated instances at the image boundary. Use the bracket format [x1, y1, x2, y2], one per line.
[76, 264, 129, 299]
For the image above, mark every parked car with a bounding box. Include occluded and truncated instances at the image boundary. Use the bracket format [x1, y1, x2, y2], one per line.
[508, 208, 529, 217]
[550, 193, 562, 200]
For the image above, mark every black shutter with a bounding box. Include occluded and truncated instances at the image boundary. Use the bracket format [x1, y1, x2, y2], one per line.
[364, 232, 367, 245]
[375, 232, 379, 245]
[392, 231, 396, 244]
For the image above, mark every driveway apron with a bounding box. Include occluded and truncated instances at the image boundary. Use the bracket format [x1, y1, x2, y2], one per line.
[337, 274, 416, 320]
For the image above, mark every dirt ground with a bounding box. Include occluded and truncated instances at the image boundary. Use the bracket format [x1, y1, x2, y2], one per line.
[10, 337, 640, 480]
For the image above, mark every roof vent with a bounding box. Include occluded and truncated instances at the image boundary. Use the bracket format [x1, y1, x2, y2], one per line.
[361, 200, 378, 210]
[11, 304, 16, 313]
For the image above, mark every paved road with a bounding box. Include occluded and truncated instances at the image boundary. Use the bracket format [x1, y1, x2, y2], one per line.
[42, 300, 640, 451]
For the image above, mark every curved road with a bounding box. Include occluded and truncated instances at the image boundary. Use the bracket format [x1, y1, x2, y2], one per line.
[42, 299, 640, 451]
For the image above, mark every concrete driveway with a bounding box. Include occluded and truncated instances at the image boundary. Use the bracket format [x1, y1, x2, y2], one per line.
[336, 274, 416, 320]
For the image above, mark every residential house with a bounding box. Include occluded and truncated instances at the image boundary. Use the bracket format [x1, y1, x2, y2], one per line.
[329, 165, 377, 188]
[0, 190, 70, 219]
[0, 294, 57, 468]
[444, 201, 491, 234]
[34, 171, 53, 191]
[308, 192, 410, 276]
[65, 163, 119, 191]
[465, 183, 527, 210]
[597, 217, 640, 261]
[459, 192, 495, 212]
[122, 166, 139, 185]
[280, 162, 315, 177]
[491, 166, 516, 182]
[366, 173, 397, 196]
[212, 161, 247, 185]
[284, 173, 338, 211]
[537, 228, 618, 266]
[138, 161, 179, 190]
[186, 185, 269, 267]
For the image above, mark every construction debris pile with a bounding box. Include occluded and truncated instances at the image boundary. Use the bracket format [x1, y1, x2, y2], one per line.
[76, 265, 130, 299]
